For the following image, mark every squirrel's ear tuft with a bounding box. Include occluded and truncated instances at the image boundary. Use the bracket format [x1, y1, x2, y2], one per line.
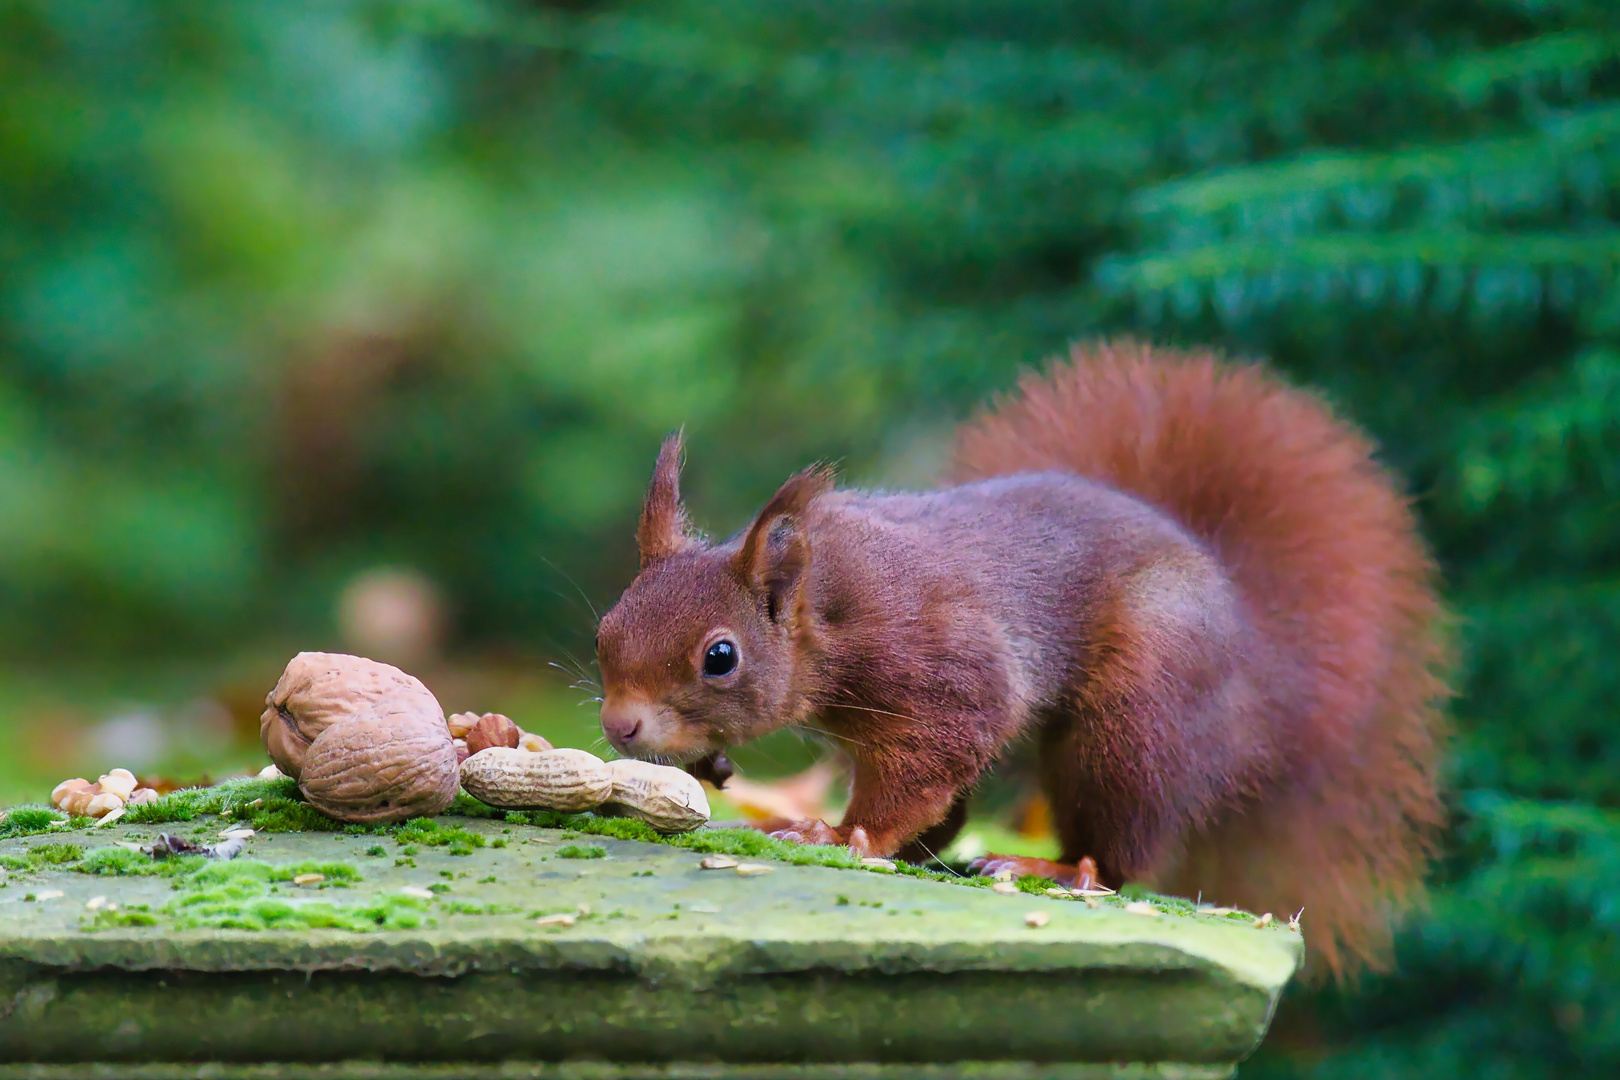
[637, 430, 692, 568]
[735, 464, 835, 623]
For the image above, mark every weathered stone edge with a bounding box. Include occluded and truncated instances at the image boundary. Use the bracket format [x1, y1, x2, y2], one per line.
[0, 1061, 1235, 1079]
[0, 927, 1301, 992]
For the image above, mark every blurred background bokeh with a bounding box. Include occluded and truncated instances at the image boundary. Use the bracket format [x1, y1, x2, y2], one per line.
[3, 0, 1618, 1074]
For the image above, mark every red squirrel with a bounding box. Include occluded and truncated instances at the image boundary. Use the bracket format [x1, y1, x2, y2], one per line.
[594, 341, 1450, 976]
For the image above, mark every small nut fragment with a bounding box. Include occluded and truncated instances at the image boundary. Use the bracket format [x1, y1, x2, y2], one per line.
[1254, 912, 1274, 929]
[399, 885, 436, 900]
[860, 857, 897, 872]
[699, 855, 738, 870]
[465, 713, 521, 756]
[446, 712, 481, 739]
[734, 863, 773, 876]
[98, 769, 138, 799]
[292, 873, 325, 887]
[536, 912, 576, 928]
[602, 759, 710, 833]
[51, 779, 94, 809]
[1124, 901, 1160, 918]
[127, 788, 160, 806]
[86, 896, 108, 911]
[517, 732, 553, 753]
[95, 806, 127, 828]
[458, 747, 613, 812]
[991, 881, 1019, 895]
[85, 792, 125, 818]
[1025, 911, 1050, 928]
[258, 764, 285, 780]
[32, 890, 64, 902]
[991, 869, 1014, 883]
[1045, 887, 1070, 899]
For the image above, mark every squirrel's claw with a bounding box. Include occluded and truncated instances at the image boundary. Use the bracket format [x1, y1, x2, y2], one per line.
[769, 819, 875, 857]
[968, 854, 1101, 891]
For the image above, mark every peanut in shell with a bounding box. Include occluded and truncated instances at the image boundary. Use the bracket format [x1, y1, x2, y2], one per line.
[458, 747, 614, 812]
[602, 758, 711, 833]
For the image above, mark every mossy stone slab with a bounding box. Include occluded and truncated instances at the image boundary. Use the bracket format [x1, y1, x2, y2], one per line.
[0, 815, 1300, 1078]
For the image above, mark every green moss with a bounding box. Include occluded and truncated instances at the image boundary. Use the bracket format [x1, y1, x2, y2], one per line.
[77, 846, 201, 877]
[393, 818, 485, 851]
[0, 806, 67, 839]
[188, 859, 362, 887]
[167, 890, 429, 932]
[364, 844, 386, 856]
[555, 844, 605, 859]
[119, 777, 349, 834]
[68, 852, 416, 933]
[448, 792, 503, 819]
[1016, 874, 1058, 895]
[87, 907, 160, 928]
[28, 842, 85, 865]
[2, 841, 87, 872]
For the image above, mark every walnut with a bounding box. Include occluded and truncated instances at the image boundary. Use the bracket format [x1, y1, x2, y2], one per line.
[260, 652, 457, 823]
[298, 710, 459, 823]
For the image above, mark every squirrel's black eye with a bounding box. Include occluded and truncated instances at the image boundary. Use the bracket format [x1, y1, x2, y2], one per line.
[703, 639, 738, 678]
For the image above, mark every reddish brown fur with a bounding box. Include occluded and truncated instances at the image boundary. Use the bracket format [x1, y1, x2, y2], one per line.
[595, 341, 1450, 980]
[952, 342, 1450, 976]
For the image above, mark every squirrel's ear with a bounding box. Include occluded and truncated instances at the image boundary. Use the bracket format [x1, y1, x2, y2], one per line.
[637, 430, 691, 568]
[734, 464, 835, 624]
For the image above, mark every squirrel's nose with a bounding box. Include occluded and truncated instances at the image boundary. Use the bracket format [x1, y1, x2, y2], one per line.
[600, 699, 645, 748]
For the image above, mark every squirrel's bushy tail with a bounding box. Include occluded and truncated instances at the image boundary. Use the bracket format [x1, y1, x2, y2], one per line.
[952, 340, 1450, 978]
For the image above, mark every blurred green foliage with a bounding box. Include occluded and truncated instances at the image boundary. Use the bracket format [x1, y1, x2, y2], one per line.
[3, 0, 1620, 1074]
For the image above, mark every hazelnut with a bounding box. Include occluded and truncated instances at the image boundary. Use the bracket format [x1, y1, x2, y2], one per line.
[453, 738, 470, 765]
[260, 651, 442, 780]
[446, 712, 480, 739]
[465, 713, 520, 756]
[51, 778, 94, 810]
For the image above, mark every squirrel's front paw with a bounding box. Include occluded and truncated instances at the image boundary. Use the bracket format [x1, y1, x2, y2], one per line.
[770, 819, 874, 856]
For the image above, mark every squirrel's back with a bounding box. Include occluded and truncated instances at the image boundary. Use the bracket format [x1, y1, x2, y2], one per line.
[952, 340, 1450, 977]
